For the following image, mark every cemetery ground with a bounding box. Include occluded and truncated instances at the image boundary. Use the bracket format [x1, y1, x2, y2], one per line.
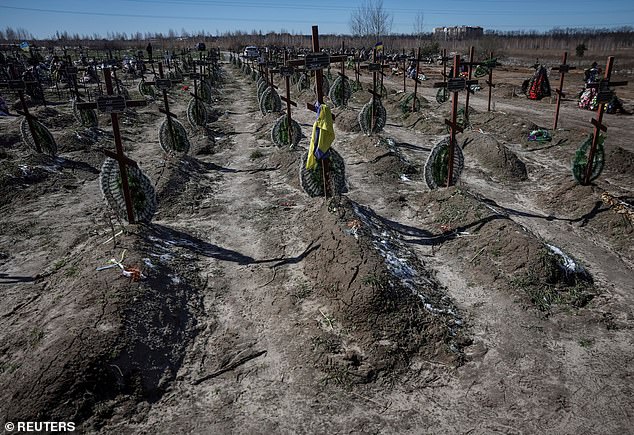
[0, 54, 633, 434]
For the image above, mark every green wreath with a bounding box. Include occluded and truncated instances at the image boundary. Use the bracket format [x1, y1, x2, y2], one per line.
[259, 87, 282, 114]
[159, 118, 190, 154]
[187, 98, 208, 127]
[299, 148, 346, 197]
[20, 118, 57, 156]
[400, 93, 421, 113]
[572, 134, 605, 184]
[358, 100, 387, 135]
[100, 157, 157, 223]
[424, 137, 464, 189]
[271, 115, 302, 147]
[436, 87, 449, 104]
[72, 99, 98, 128]
[328, 75, 352, 107]
[138, 80, 156, 99]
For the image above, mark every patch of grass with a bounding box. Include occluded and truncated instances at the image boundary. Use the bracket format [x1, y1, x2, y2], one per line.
[291, 282, 312, 304]
[64, 265, 79, 277]
[578, 338, 594, 348]
[53, 258, 67, 271]
[250, 149, 264, 159]
[0, 361, 20, 375]
[511, 274, 595, 312]
[28, 327, 45, 348]
[363, 273, 388, 289]
[311, 334, 341, 353]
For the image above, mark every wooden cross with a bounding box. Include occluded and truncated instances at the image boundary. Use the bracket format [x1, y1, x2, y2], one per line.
[1, 67, 44, 153]
[464, 46, 475, 118]
[485, 52, 497, 111]
[433, 55, 475, 187]
[359, 50, 391, 132]
[278, 51, 298, 148]
[76, 68, 147, 223]
[583, 56, 628, 185]
[288, 26, 343, 198]
[411, 48, 422, 112]
[156, 62, 178, 121]
[552, 51, 576, 129]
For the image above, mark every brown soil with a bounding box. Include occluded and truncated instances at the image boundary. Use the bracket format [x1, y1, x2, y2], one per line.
[462, 131, 528, 181]
[1, 53, 633, 434]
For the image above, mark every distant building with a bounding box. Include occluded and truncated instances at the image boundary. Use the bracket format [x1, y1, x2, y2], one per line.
[433, 26, 484, 40]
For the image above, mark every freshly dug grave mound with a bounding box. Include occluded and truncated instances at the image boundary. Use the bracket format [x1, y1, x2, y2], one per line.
[536, 179, 633, 262]
[32, 106, 76, 129]
[303, 197, 469, 384]
[0, 230, 203, 430]
[333, 107, 362, 133]
[605, 145, 634, 176]
[344, 135, 420, 181]
[469, 111, 538, 144]
[416, 187, 596, 312]
[462, 131, 528, 181]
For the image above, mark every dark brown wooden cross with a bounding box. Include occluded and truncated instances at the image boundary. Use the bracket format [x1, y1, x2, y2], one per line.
[433, 55, 477, 187]
[288, 26, 346, 198]
[411, 48, 422, 112]
[1, 67, 44, 153]
[464, 46, 475, 117]
[582, 56, 628, 185]
[76, 68, 147, 223]
[552, 51, 576, 129]
[278, 51, 298, 148]
[359, 50, 391, 132]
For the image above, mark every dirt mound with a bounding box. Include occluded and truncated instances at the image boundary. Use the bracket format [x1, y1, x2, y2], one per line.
[470, 111, 538, 143]
[416, 187, 596, 312]
[302, 198, 469, 383]
[334, 108, 361, 133]
[0, 229, 203, 429]
[344, 135, 419, 181]
[462, 131, 528, 181]
[33, 106, 76, 129]
[535, 179, 633, 262]
[605, 145, 634, 176]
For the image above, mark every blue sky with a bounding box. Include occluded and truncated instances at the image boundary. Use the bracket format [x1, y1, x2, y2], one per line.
[1, 0, 633, 39]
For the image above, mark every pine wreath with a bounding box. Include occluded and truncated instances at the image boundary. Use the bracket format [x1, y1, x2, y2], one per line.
[100, 157, 157, 223]
[71, 99, 98, 128]
[299, 148, 346, 197]
[445, 107, 470, 133]
[257, 81, 269, 101]
[187, 98, 208, 127]
[271, 115, 302, 147]
[328, 75, 352, 107]
[113, 79, 130, 100]
[20, 117, 57, 156]
[159, 118, 191, 154]
[400, 93, 421, 113]
[199, 81, 213, 104]
[138, 80, 156, 99]
[351, 79, 363, 93]
[424, 137, 464, 189]
[436, 87, 449, 104]
[297, 73, 311, 92]
[358, 100, 387, 135]
[572, 134, 605, 184]
[320, 75, 330, 97]
[259, 87, 282, 114]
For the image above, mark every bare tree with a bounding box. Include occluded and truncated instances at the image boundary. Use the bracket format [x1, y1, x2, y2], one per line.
[413, 11, 425, 40]
[349, 0, 392, 40]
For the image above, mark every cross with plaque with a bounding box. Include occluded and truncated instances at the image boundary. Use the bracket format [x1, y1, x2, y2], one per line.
[582, 56, 628, 185]
[76, 68, 147, 223]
